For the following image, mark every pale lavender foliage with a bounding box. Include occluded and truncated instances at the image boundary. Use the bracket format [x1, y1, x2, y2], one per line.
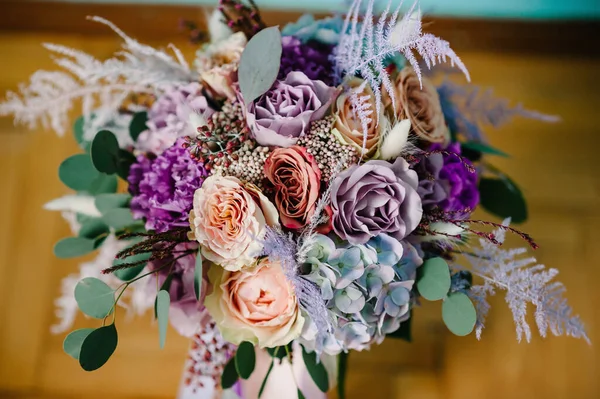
[437, 79, 560, 142]
[333, 0, 470, 150]
[261, 227, 333, 353]
[462, 219, 589, 343]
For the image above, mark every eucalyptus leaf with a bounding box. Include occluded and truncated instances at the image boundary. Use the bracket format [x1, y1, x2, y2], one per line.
[63, 328, 95, 360]
[116, 149, 137, 180]
[461, 141, 509, 157]
[416, 257, 451, 301]
[91, 130, 120, 174]
[297, 389, 306, 399]
[58, 154, 100, 191]
[235, 341, 256, 380]
[79, 324, 118, 371]
[194, 251, 203, 300]
[221, 357, 239, 389]
[258, 359, 274, 398]
[78, 218, 110, 240]
[102, 208, 137, 230]
[266, 344, 290, 360]
[129, 111, 148, 141]
[156, 290, 170, 349]
[74, 277, 115, 319]
[54, 237, 96, 258]
[442, 292, 476, 336]
[479, 177, 528, 223]
[301, 345, 329, 393]
[113, 251, 151, 281]
[87, 173, 118, 195]
[95, 193, 131, 214]
[73, 116, 90, 151]
[238, 26, 282, 104]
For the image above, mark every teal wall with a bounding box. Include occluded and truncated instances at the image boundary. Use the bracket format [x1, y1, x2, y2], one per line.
[60, 0, 600, 19]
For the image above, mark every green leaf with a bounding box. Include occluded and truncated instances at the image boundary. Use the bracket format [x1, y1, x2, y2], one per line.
[235, 341, 256, 380]
[102, 208, 137, 230]
[63, 328, 95, 360]
[129, 111, 148, 142]
[113, 252, 150, 281]
[258, 359, 274, 398]
[297, 389, 306, 399]
[79, 324, 118, 371]
[461, 141, 509, 157]
[194, 251, 203, 301]
[95, 193, 131, 214]
[301, 345, 329, 393]
[116, 149, 137, 180]
[479, 177, 528, 223]
[388, 313, 412, 342]
[91, 130, 120, 174]
[88, 173, 118, 195]
[238, 26, 282, 104]
[266, 344, 290, 360]
[337, 352, 348, 399]
[416, 257, 451, 301]
[74, 277, 115, 319]
[78, 218, 109, 240]
[221, 357, 239, 389]
[54, 237, 96, 258]
[442, 292, 476, 336]
[73, 116, 90, 151]
[156, 290, 170, 349]
[58, 154, 100, 191]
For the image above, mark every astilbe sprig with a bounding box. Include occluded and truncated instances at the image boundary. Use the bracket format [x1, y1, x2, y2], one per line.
[460, 220, 589, 343]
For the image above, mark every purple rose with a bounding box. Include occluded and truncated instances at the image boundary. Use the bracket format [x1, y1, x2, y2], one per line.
[415, 142, 479, 217]
[245, 71, 337, 147]
[331, 158, 423, 245]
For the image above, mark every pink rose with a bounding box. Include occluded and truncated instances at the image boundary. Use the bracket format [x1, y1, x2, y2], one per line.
[188, 175, 279, 271]
[264, 146, 322, 230]
[205, 258, 305, 347]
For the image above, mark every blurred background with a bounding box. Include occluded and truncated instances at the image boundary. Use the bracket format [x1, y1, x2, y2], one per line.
[0, 0, 598, 398]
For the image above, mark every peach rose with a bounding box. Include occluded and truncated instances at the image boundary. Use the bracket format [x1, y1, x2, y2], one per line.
[188, 175, 279, 271]
[264, 146, 321, 230]
[205, 258, 305, 347]
[384, 67, 448, 143]
[333, 77, 383, 158]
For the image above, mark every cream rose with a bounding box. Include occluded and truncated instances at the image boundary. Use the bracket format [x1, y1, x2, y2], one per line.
[333, 77, 383, 158]
[205, 258, 305, 348]
[188, 175, 279, 271]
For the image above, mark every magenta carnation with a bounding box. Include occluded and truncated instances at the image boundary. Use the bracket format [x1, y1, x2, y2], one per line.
[128, 139, 208, 232]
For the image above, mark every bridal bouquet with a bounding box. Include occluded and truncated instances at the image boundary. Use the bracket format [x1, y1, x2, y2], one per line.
[0, 0, 588, 397]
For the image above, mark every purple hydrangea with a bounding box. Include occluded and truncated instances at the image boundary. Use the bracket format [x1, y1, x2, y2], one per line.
[279, 36, 335, 86]
[128, 139, 208, 232]
[415, 142, 479, 217]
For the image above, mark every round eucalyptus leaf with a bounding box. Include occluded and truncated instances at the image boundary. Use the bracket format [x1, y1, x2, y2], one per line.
[95, 193, 131, 214]
[416, 257, 451, 301]
[129, 111, 148, 142]
[301, 345, 329, 393]
[74, 277, 115, 319]
[102, 208, 136, 230]
[78, 218, 110, 239]
[479, 177, 527, 224]
[116, 149, 137, 180]
[54, 237, 96, 259]
[73, 116, 89, 151]
[79, 324, 118, 371]
[58, 154, 100, 191]
[221, 357, 239, 389]
[91, 130, 119, 174]
[235, 341, 256, 379]
[87, 173, 118, 195]
[63, 328, 95, 360]
[442, 292, 476, 336]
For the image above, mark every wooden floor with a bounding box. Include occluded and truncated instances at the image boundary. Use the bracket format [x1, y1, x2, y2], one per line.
[0, 24, 599, 399]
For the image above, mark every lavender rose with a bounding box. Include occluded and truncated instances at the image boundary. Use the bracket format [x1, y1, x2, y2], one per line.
[330, 158, 423, 245]
[245, 71, 337, 147]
